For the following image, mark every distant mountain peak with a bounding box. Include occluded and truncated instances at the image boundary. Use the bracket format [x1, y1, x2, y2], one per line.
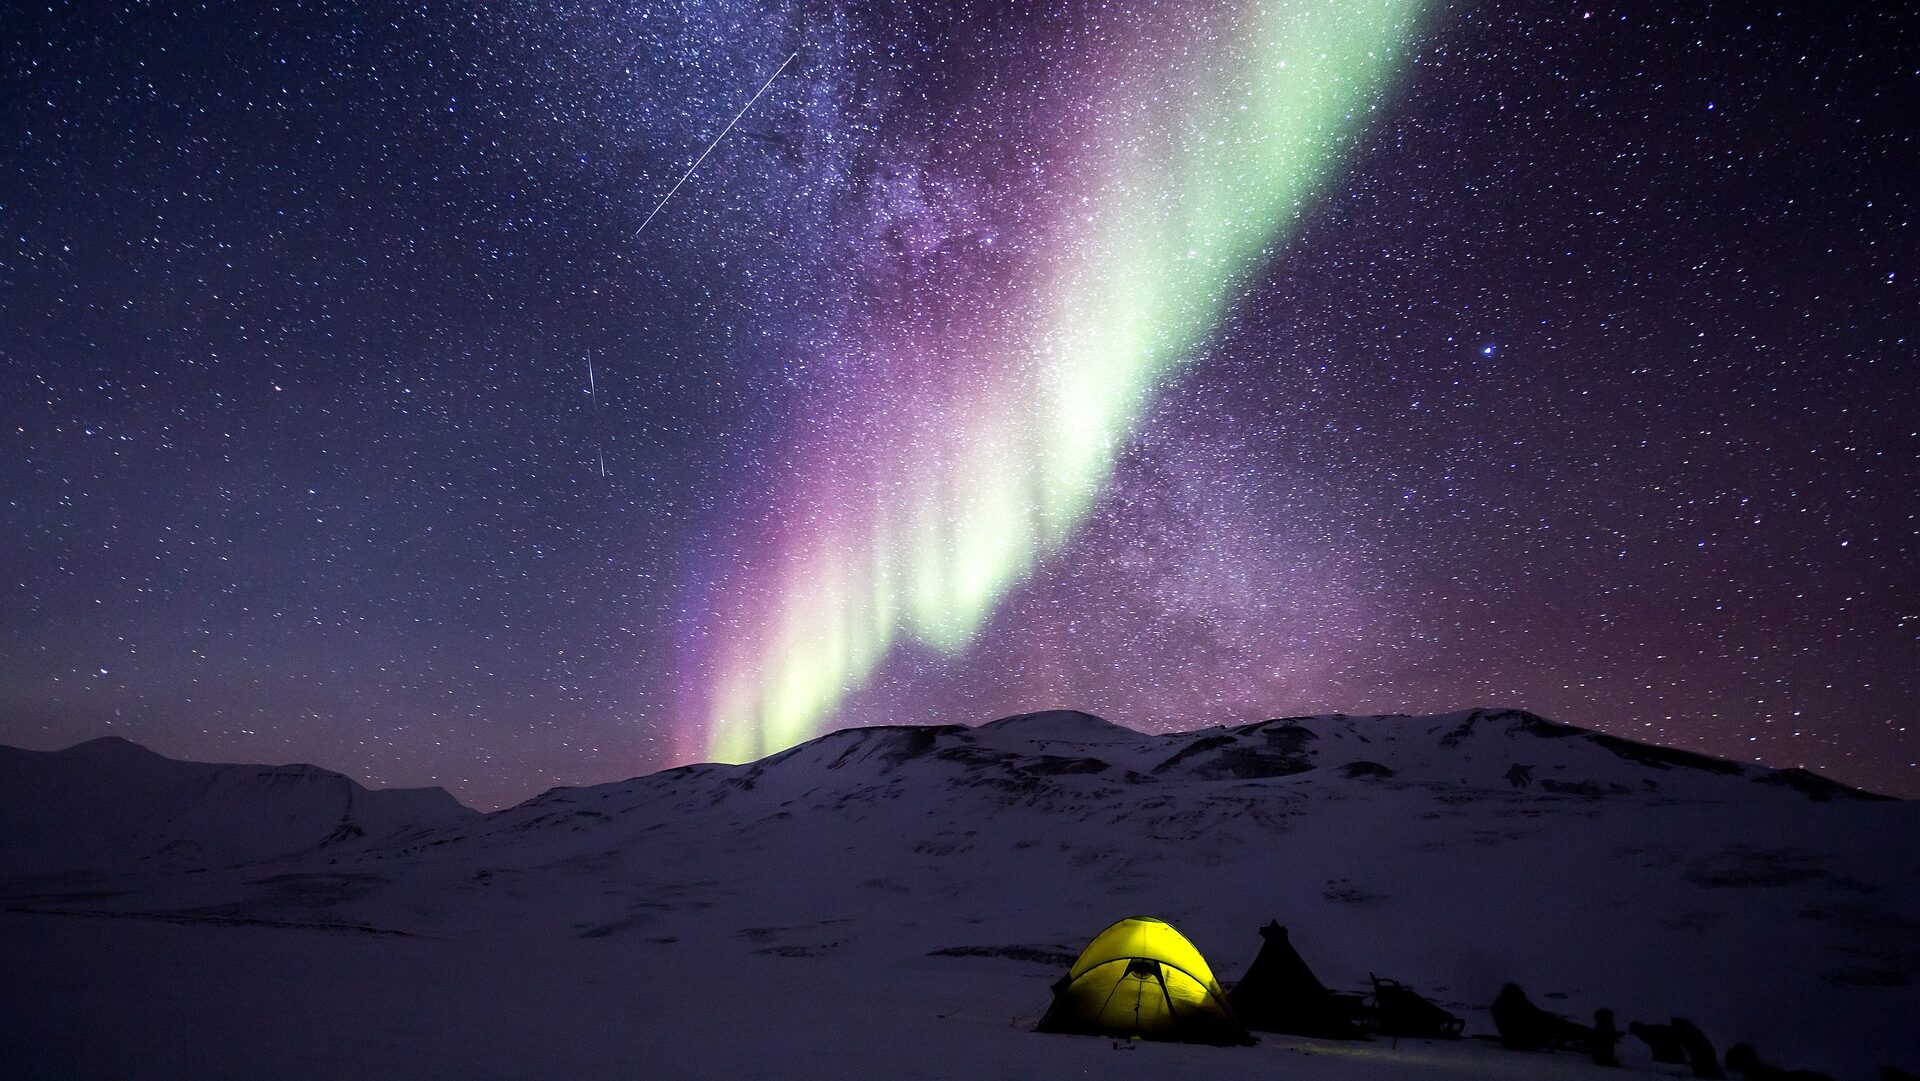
[0, 735, 479, 880]
[975, 709, 1142, 742]
[58, 735, 162, 759]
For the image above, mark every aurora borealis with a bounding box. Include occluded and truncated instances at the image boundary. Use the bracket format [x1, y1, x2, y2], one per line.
[694, 0, 1429, 762]
[3, 1, 1915, 806]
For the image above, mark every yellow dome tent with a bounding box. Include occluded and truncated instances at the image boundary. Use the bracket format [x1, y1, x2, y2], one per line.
[1037, 916, 1252, 1044]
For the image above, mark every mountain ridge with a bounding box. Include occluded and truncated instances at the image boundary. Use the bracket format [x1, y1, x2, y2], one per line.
[0, 738, 478, 879]
[8, 708, 1895, 831]
[672, 706, 1896, 804]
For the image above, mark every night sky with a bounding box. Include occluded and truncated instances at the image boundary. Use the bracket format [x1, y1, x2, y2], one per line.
[3, 1, 1914, 809]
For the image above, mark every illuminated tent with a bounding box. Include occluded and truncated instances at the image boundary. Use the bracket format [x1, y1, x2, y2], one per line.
[1037, 916, 1251, 1045]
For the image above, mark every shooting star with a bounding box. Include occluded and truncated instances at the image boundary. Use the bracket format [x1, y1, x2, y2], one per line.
[588, 352, 607, 478]
[635, 50, 799, 237]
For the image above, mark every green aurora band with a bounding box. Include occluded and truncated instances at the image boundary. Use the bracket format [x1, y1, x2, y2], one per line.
[701, 0, 1428, 762]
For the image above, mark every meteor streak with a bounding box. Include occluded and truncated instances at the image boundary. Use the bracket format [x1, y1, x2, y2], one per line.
[635, 50, 799, 237]
[588, 352, 607, 478]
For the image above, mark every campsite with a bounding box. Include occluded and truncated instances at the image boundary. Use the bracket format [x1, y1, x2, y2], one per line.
[5, 710, 1915, 1079]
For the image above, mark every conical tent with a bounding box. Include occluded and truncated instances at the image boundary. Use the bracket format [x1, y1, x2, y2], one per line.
[1228, 921, 1365, 1038]
[1037, 916, 1250, 1044]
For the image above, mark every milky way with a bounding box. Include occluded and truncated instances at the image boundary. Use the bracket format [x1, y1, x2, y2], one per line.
[2, 1, 1914, 807]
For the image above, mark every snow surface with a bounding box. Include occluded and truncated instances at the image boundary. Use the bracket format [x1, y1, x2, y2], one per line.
[3, 709, 1916, 1081]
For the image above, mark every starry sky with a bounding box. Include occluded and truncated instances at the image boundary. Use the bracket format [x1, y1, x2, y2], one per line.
[3, 0, 1914, 809]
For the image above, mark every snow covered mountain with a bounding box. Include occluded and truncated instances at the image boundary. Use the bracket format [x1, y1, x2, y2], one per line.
[3, 709, 1915, 1081]
[0, 735, 476, 877]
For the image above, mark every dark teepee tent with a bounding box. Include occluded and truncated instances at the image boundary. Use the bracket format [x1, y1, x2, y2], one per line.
[1227, 921, 1365, 1038]
[1037, 916, 1251, 1045]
